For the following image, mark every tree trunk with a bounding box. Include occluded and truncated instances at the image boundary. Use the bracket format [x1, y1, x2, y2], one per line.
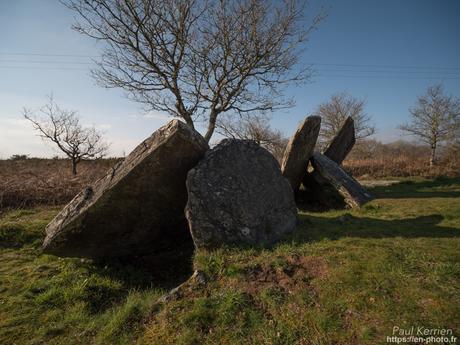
[204, 111, 218, 143]
[429, 145, 436, 167]
[183, 114, 195, 129]
[71, 159, 78, 175]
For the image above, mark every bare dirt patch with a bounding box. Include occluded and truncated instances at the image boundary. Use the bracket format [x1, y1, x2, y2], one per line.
[242, 255, 328, 294]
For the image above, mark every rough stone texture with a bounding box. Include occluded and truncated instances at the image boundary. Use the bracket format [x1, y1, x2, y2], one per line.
[281, 116, 321, 192]
[43, 120, 208, 258]
[310, 153, 373, 208]
[185, 139, 297, 249]
[300, 116, 356, 206]
[324, 116, 356, 164]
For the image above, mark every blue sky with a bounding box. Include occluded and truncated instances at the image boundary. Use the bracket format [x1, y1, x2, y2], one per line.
[0, 0, 459, 158]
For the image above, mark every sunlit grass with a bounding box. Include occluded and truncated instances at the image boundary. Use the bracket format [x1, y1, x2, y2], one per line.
[1, 177, 459, 344]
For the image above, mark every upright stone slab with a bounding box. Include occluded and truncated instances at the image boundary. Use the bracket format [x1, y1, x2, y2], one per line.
[301, 116, 356, 201]
[310, 153, 373, 208]
[324, 116, 356, 164]
[43, 120, 208, 258]
[186, 139, 297, 249]
[281, 116, 321, 193]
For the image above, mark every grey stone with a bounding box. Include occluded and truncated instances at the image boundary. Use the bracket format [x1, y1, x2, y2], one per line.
[281, 116, 321, 192]
[301, 116, 356, 206]
[185, 139, 297, 249]
[43, 120, 208, 258]
[324, 116, 356, 164]
[310, 153, 373, 208]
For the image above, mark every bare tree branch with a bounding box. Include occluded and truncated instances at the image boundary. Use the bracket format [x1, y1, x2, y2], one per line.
[62, 0, 325, 142]
[216, 113, 287, 162]
[399, 84, 460, 166]
[23, 95, 109, 175]
[314, 92, 375, 148]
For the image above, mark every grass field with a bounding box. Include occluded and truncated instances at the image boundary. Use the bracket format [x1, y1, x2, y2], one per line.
[1, 177, 459, 345]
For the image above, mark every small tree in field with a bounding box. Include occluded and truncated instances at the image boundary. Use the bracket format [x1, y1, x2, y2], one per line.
[216, 114, 288, 162]
[399, 84, 460, 167]
[63, 0, 324, 142]
[314, 92, 375, 147]
[23, 97, 109, 175]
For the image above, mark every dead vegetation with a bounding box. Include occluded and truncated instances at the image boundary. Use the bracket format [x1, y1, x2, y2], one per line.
[1, 140, 458, 211]
[241, 255, 329, 295]
[344, 140, 459, 178]
[0, 158, 119, 210]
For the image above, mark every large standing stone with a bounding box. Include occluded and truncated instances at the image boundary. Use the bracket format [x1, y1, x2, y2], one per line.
[185, 139, 297, 249]
[301, 116, 356, 206]
[43, 120, 208, 258]
[310, 153, 373, 208]
[281, 116, 321, 192]
[324, 116, 356, 164]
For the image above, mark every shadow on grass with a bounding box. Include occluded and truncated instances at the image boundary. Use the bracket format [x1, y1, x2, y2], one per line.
[0, 216, 195, 291]
[82, 239, 195, 291]
[290, 213, 460, 244]
[369, 176, 460, 199]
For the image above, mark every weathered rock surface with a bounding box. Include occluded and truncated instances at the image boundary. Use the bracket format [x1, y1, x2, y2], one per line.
[185, 139, 297, 249]
[324, 116, 356, 164]
[310, 153, 373, 208]
[300, 116, 356, 207]
[281, 116, 321, 192]
[43, 120, 208, 258]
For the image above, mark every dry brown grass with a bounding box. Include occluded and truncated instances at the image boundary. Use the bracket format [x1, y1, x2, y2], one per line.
[1, 143, 458, 211]
[344, 154, 459, 178]
[0, 158, 119, 210]
[344, 140, 459, 178]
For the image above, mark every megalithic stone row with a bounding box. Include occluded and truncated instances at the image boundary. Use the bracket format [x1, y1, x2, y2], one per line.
[185, 139, 297, 249]
[281, 116, 321, 192]
[310, 153, 373, 208]
[301, 116, 356, 188]
[324, 116, 356, 164]
[300, 116, 372, 208]
[43, 120, 208, 259]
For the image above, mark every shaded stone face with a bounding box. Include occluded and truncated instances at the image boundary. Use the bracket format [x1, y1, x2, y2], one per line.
[300, 116, 358, 209]
[281, 116, 321, 192]
[310, 153, 373, 208]
[186, 139, 298, 249]
[324, 116, 356, 165]
[43, 120, 208, 258]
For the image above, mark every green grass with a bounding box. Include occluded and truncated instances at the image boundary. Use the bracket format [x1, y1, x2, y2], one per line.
[1, 177, 459, 345]
[0, 209, 166, 345]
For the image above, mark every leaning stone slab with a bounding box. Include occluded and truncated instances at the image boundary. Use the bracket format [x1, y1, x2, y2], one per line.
[281, 116, 321, 192]
[301, 116, 355, 195]
[324, 116, 356, 164]
[310, 153, 373, 208]
[43, 120, 208, 258]
[186, 139, 297, 249]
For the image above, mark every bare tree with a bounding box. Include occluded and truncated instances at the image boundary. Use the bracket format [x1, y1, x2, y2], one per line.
[216, 114, 288, 161]
[62, 0, 324, 142]
[315, 92, 375, 147]
[399, 84, 460, 167]
[23, 97, 109, 175]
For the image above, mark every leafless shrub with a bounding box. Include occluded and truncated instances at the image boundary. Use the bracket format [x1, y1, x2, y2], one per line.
[399, 84, 460, 167]
[23, 96, 109, 175]
[0, 158, 118, 210]
[216, 114, 288, 162]
[345, 139, 459, 178]
[314, 92, 375, 148]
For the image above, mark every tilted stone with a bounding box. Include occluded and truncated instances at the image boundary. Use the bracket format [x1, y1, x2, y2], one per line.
[324, 116, 356, 164]
[186, 139, 297, 249]
[310, 152, 373, 208]
[281, 115, 321, 193]
[43, 120, 208, 258]
[301, 116, 356, 199]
